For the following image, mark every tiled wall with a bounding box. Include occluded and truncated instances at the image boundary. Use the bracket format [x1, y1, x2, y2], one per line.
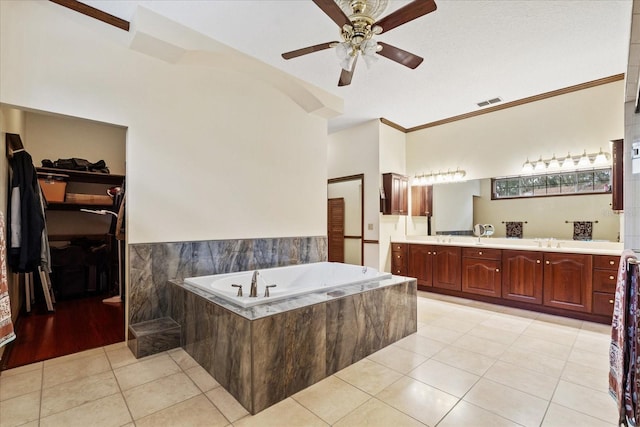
[624, 102, 640, 251]
[128, 236, 327, 324]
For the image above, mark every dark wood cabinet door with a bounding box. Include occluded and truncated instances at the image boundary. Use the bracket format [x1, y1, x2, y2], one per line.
[462, 258, 501, 297]
[432, 246, 461, 290]
[543, 253, 593, 313]
[502, 250, 543, 305]
[411, 185, 433, 216]
[612, 139, 623, 211]
[382, 173, 408, 215]
[408, 244, 433, 288]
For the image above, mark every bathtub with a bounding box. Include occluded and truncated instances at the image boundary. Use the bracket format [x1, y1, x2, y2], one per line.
[183, 262, 392, 308]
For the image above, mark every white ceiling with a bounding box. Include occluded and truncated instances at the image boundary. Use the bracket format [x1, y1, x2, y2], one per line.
[80, 0, 633, 133]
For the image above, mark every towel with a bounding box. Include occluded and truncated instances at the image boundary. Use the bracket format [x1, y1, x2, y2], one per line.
[573, 221, 593, 241]
[609, 249, 638, 425]
[505, 221, 523, 239]
[0, 211, 16, 348]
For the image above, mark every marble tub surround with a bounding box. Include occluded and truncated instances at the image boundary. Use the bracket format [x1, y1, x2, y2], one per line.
[169, 276, 417, 414]
[128, 236, 327, 324]
[127, 317, 181, 358]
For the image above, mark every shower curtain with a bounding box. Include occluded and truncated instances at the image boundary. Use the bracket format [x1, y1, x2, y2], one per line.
[0, 211, 16, 348]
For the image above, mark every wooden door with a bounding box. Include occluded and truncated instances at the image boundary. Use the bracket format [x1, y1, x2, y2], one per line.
[408, 244, 433, 289]
[327, 198, 345, 263]
[432, 246, 461, 290]
[543, 252, 592, 312]
[502, 250, 543, 305]
[462, 256, 501, 298]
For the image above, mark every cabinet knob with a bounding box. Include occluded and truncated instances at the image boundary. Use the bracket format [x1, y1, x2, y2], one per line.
[609, 275, 615, 280]
[433, 251, 437, 255]
[545, 260, 550, 265]
[427, 251, 431, 255]
[536, 260, 541, 264]
[495, 268, 500, 272]
[478, 251, 483, 255]
[609, 299, 614, 304]
[397, 255, 400, 258]
[610, 260, 615, 265]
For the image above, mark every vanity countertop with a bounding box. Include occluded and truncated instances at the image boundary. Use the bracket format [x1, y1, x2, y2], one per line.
[394, 236, 623, 256]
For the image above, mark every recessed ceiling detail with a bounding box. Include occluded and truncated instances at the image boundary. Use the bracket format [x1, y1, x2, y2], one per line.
[476, 97, 503, 107]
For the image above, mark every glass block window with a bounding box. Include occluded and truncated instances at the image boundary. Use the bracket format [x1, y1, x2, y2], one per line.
[492, 168, 612, 200]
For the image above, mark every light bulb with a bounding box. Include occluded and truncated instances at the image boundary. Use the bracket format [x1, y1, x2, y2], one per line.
[547, 154, 560, 170]
[562, 152, 574, 169]
[522, 158, 534, 173]
[534, 156, 546, 172]
[593, 148, 609, 166]
[577, 150, 591, 168]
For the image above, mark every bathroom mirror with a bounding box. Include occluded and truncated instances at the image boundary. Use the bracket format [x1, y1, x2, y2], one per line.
[409, 178, 620, 241]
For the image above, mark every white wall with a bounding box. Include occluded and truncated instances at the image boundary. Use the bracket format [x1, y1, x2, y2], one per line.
[1, 1, 337, 244]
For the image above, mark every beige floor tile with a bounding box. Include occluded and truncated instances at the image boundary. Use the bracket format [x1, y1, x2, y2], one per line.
[392, 333, 446, 357]
[40, 371, 119, 418]
[0, 361, 42, 378]
[135, 394, 228, 427]
[206, 384, 249, 423]
[235, 397, 327, 427]
[567, 346, 609, 369]
[523, 321, 579, 346]
[39, 392, 131, 427]
[334, 358, 403, 395]
[581, 321, 611, 334]
[432, 346, 497, 376]
[551, 380, 618, 422]
[367, 345, 428, 374]
[573, 330, 611, 354]
[415, 323, 463, 344]
[500, 347, 566, 378]
[437, 400, 523, 427]
[43, 347, 105, 367]
[185, 365, 220, 392]
[105, 345, 139, 369]
[499, 306, 541, 320]
[429, 316, 478, 333]
[0, 367, 42, 401]
[511, 334, 573, 360]
[375, 376, 457, 426]
[333, 398, 424, 427]
[536, 313, 584, 329]
[168, 347, 200, 370]
[484, 360, 559, 400]
[561, 361, 609, 393]
[123, 372, 201, 420]
[0, 390, 40, 427]
[480, 314, 532, 334]
[451, 333, 508, 358]
[408, 359, 479, 397]
[114, 354, 181, 390]
[542, 402, 616, 427]
[466, 324, 520, 345]
[42, 353, 111, 389]
[448, 307, 493, 323]
[464, 378, 548, 427]
[292, 376, 370, 424]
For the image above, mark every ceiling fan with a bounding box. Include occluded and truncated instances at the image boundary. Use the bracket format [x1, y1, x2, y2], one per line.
[282, 0, 437, 86]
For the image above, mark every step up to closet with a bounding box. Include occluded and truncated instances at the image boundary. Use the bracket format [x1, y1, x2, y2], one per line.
[127, 317, 181, 358]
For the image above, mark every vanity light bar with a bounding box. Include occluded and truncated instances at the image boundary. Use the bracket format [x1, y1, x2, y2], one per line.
[522, 149, 610, 174]
[413, 168, 466, 186]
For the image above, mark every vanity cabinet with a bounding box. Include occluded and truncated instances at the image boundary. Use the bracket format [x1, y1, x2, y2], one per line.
[462, 248, 502, 298]
[592, 254, 618, 317]
[501, 250, 544, 305]
[391, 243, 408, 276]
[382, 173, 408, 215]
[543, 252, 593, 313]
[432, 246, 462, 291]
[411, 185, 432, 217]
[408, 244, 433, 288]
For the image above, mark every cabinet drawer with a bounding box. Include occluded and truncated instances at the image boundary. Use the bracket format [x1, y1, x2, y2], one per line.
[462, 247, 501, 260]
[593, 292, 615, 317]
[593, 255, 619, 270]
[391, 243, 407, 254]
[593, 270, 617, 293]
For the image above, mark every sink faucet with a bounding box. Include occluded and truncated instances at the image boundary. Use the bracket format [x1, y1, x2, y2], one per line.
[250, 271, 259, 297]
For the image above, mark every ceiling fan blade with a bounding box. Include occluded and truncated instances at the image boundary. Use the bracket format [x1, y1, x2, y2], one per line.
[376, 42, 424, 69]
[313, 0, 352, 28]
[338, 55, 358, 87]
[375, 0, 437, 34]
[282, 42, 338, 60]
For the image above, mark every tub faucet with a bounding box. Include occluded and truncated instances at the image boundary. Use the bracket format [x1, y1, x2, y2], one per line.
[250, 271, 259, 297]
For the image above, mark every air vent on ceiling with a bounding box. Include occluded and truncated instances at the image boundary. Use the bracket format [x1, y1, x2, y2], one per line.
[476, 97, 503, 107]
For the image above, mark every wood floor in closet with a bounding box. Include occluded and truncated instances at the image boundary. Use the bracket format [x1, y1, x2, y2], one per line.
[0, 295, 124, 370]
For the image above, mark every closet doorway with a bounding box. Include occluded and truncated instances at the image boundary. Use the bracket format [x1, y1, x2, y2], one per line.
[1, 107, 127, 370]
[328, 174, 364, 266]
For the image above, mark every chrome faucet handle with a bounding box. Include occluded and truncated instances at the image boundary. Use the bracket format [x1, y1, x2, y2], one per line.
[264, 284, 277, 297]
[231, 284, 243, 297]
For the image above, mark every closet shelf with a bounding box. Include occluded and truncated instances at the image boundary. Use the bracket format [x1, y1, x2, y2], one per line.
[36, 167, 124, 185]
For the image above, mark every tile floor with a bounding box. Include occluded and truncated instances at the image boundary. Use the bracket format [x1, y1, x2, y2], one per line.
[0, 291, 617, 427]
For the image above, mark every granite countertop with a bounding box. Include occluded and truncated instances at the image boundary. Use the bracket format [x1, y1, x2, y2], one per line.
[171, 274, 413, 321]
[394, 236, 623, 256]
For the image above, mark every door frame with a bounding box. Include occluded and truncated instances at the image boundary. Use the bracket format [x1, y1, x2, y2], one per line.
[328, 174, 364, 266]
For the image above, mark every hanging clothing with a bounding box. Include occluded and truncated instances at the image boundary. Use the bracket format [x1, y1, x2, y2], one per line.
[0, 212, 16, 348]
[609, 249, 639, 426]
[7, 149, 45, 273]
